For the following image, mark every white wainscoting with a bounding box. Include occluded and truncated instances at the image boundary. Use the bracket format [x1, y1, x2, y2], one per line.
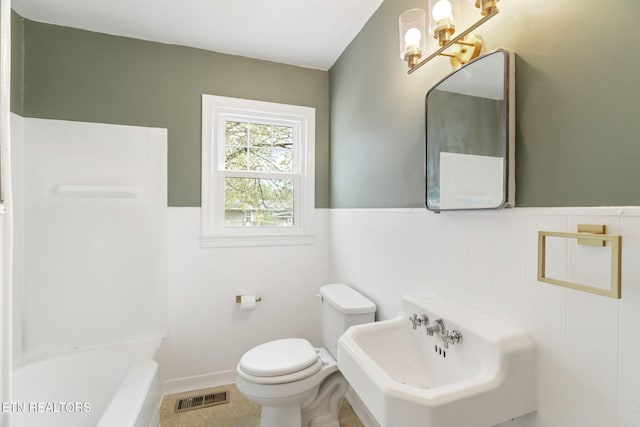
[161, 207, 328, 394]
[329, 207, 640, 427]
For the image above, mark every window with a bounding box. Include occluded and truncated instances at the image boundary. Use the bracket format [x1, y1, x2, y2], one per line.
[201, 95, 315, 247]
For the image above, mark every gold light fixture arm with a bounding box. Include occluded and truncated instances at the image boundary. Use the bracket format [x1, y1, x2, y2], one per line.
[408, 8, 498, 74]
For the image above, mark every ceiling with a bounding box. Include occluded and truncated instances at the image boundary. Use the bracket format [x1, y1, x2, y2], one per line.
[12, 0, 384, 70]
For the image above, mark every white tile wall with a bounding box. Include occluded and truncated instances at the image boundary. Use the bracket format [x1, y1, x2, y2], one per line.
[620, 401, 640, 427]
[620, 354, 640, 407]
[329, 207, 640, 427]
[494, 214, 528, 328]
[566, 334, 617, 396]
[567, 290, 619, 351]
[620, 300, 640, 358]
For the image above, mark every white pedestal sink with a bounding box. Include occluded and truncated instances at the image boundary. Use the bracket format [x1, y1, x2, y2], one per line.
[337, 292, 536, 427]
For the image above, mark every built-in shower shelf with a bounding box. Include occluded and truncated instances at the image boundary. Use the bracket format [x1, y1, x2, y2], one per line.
[54, 184, 141, 198]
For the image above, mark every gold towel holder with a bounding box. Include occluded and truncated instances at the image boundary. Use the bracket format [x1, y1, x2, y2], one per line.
[537, 224, 621, 299]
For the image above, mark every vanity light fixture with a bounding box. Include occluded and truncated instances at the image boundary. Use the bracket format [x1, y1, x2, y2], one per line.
[400, 0, 499, 73]
[399, 8, 427, 68]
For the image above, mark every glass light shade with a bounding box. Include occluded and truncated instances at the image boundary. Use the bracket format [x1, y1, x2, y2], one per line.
[399, 9, 426, 61]
[428, 0, 460, 45]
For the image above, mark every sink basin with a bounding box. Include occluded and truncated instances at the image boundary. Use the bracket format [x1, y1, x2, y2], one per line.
[337, 292, 536, 427]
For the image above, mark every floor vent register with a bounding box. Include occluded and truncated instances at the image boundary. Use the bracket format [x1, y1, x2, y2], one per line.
[175, 391, 229, 413]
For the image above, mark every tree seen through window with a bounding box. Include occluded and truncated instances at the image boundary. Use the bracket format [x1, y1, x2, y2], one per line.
[223, 121, 295, 227]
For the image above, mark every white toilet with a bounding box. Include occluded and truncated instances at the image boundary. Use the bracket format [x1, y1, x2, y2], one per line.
[236, 284, 376, 427]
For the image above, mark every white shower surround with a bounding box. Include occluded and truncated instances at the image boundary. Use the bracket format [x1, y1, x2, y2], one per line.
[329, 207, 640, 427]
[10, 115, 167, 427]
[13, 116, 168, 360]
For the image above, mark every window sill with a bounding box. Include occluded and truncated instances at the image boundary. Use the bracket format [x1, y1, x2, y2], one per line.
[200, 233, 315, 248]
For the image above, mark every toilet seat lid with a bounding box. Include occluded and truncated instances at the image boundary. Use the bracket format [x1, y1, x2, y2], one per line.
[239, 338, 320, 377]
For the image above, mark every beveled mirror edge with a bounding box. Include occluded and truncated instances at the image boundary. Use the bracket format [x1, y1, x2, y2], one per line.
[505, 49, 516, 209]
[424, 48, 516, 213]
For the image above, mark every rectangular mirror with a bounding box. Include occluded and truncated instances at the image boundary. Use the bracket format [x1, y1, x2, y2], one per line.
[425, 49, 515, 212]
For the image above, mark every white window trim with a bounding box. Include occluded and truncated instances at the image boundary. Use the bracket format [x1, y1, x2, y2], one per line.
[201, 94, 315, 247]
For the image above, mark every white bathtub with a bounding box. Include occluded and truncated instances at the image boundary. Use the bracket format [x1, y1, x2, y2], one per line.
[11, 340, 162, 427]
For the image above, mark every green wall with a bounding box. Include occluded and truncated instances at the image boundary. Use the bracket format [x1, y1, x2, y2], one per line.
[14, 15, 330, 207]
[330, 0, 640, 208]
[10, 11, 23, 115]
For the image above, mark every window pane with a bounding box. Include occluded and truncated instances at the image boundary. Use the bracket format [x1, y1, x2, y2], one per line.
[248, 123, 273, 147]
[248, 148, 293, 173]
[225, 121, 248, 146]
[224, 120, 294, 173]
[225, 147, 248, 170]
[224, 178, 294, 228]
[272, 126, 293, 149]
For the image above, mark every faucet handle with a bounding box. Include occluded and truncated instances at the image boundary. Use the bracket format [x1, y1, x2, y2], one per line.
[408, 314, 417, 329]
[447, 330, 463, 345]
[409, 313, 428, 329]
[441, 329, 463, 349]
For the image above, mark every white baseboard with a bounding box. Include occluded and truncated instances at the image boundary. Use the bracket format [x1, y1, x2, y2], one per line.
[345, 387, 380, 427]
[148, 399, 161, 427]
[162, 370, 236, 396]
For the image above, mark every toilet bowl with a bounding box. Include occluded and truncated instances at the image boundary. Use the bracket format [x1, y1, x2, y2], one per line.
[236, 284, 376, 427]
[236, 339, 346, 427]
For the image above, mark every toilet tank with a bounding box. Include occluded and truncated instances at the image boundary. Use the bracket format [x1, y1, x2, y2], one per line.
[320, 284, 376, 359]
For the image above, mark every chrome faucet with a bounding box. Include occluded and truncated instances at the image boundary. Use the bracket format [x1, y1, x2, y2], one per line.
[426, 318, 445, 337]
[409, 313, 428, 330]
[426, 318, 463, 349]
